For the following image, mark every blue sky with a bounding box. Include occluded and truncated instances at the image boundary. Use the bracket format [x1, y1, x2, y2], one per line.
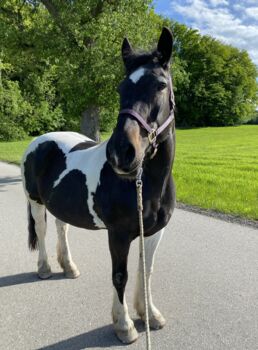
[153, 0, 258, 66]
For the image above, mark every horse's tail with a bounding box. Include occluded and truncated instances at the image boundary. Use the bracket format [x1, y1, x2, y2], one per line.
[28, 202, 38, 250]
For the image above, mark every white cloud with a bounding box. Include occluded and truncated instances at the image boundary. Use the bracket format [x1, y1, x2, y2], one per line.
[169, 0, 258, 65]
[209, 0, 228, 7]
[245, 7, 258, 20]
[233, 4, 244, 11]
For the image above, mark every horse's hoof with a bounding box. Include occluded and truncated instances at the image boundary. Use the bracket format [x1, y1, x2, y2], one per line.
[115, 326, 139, 344]
[65, 269, 80, 279]
[38, 262, 52, 279]
[38, 270, 52, 279]
[149, 314, 166, 330]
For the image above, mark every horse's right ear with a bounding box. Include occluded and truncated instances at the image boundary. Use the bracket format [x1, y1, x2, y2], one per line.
[157, 27, 173, 67]
[122, 38, 133, 65]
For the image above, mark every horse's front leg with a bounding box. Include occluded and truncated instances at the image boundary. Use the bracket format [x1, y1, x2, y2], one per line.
[134, 229, 166, 329]
[108, 231, 138, 344]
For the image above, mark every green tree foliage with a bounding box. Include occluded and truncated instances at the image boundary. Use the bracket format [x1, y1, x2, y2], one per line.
[0, 59, 29, 140]
[0, 79, 28, 141]
[0, 1, 257, 141]
[0, 0, 165, 140]
[0, 0, 66, 138]
[171, 22, 258, 126]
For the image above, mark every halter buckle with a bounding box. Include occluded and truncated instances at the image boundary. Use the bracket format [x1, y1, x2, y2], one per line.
[148, 129, 157, 144]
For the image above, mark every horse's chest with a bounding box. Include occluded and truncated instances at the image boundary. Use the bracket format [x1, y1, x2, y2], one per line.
[94, 171, 162, 233]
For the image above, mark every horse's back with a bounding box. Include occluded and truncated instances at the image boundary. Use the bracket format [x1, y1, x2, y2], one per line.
[21, 132, 90, 195]
[23, 132, 92, 160]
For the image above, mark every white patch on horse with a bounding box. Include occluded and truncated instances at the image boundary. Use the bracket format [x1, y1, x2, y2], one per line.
[29, 199, 52, 279]
[134, 229, 166, 328]
[21, 132, 91, 197]
[129, 67, 146, 83]
[53, 140, 108, 229]
[112, 288, 137, 339]
[23, 132, 91, 161]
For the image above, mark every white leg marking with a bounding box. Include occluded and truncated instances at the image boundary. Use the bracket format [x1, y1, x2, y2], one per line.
[134, 229, 166, 329]
[56, 219, 80, 278]
[30, 200, 52, 279]
[129, 67, 146, 83]
[112, 288, 138, 343]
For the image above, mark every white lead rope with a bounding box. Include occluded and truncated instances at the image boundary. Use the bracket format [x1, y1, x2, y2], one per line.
[136, 167, 151, 350]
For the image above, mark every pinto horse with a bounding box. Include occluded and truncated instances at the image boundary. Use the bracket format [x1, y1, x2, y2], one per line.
[21, 27, 176, 344]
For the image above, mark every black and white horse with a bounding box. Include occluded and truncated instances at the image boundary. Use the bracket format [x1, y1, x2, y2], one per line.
[21, 27, 176, 344]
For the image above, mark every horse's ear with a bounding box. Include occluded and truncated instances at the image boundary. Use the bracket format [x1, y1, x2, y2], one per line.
[157, 27, 173, 67]
[122, 37, 133, 65]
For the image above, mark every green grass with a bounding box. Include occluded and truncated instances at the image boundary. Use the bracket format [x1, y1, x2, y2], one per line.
[174, 125, 258, 220]
[0, 138, 33, 164]
[0, 126, 257, 220]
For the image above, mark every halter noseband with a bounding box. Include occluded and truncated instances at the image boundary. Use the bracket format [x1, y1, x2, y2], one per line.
[118, 75, 175, 156]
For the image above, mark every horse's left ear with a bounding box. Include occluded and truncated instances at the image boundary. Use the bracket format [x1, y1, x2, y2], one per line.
[122, 37, 133, 66]
[157, 27, 173, 67]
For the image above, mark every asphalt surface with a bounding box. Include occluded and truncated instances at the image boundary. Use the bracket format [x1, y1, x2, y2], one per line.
[0, 161, 258, 350]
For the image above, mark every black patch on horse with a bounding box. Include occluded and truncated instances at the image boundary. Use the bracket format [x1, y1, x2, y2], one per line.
[93, 162, 138, 231]
[28, 203, 38, 250]
[69, 141, 97, 152]
[45, 169, 96, 229]
[24, 141, 66, 203]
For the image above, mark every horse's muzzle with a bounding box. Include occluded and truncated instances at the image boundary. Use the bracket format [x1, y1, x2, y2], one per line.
[106, 135, 140, 179]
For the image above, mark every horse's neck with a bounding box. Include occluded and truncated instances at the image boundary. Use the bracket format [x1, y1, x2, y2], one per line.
[145, 131, 174, 185]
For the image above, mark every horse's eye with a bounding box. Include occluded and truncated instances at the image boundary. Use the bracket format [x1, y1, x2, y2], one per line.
[157, 82, 167, 91]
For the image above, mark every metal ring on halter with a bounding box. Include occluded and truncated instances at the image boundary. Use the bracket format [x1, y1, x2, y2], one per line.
[148, 129, 157, 144]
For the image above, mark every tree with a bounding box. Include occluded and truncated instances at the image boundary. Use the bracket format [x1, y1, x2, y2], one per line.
[0, 1, 257, 141]
[0, 0, 65, 139]
[0, 0, 165, 140]
[170, 22, 258, 126]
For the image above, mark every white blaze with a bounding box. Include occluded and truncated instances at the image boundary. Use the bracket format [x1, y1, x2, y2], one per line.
[129, 67, 146, 83]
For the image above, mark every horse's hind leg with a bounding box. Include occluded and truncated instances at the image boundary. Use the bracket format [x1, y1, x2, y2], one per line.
[134, 229, 166, 329]
[29, 200, 52, 279]
[56, 219, 80, 279]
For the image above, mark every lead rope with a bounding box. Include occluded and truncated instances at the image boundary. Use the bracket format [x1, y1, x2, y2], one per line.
[136, 167, 151, 350]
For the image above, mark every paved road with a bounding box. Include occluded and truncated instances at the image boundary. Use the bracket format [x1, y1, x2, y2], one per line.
[1, 161, 258, 350]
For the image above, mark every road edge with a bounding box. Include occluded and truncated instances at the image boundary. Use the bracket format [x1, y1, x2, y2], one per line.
[177, 202, 258, 230]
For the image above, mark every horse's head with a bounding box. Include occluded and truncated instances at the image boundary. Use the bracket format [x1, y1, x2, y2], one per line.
[106, 27, 175, 179]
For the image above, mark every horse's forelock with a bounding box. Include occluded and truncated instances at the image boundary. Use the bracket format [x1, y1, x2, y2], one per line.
[124, 50, 158, 74]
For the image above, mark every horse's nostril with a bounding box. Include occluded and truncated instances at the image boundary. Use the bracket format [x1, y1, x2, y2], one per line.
[124, 143, 135, 165]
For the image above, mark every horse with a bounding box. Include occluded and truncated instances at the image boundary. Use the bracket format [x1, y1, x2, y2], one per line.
[21, 27, 176, 344]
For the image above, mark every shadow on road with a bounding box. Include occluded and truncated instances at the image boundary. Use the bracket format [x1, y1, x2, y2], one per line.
[36, 320, 146, 349]
[36, 325, 122, 349]
[0, 272, 65, 288]
[0, 176, 22, 191]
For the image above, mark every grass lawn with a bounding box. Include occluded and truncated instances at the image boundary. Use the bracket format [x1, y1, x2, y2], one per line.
[0, 138, 33, 164]
[0, 125, 257, 220]
[174, 125, 258, 220]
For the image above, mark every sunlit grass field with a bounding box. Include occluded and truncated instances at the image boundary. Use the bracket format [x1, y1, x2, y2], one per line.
[0, 138, 33, 164]
[174, 125, 258, 220]
[0, 125, 257, 220]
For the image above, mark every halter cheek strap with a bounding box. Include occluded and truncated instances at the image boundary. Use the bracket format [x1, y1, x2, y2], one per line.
[118, 108, 174, 148]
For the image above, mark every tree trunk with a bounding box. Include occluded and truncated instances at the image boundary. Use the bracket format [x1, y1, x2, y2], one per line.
[81, 106, 101, 142]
